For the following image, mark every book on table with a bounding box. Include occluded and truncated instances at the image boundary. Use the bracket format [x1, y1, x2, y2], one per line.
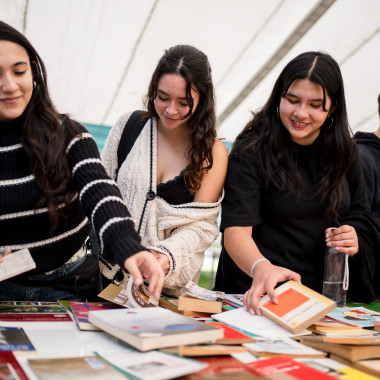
[204, 321, 256, 344]
[178, 294, 222, 314]
[258, 280, 336, 334]
[96, 349, 207, 380]
[0, 351, 29, 380]
[159, 296, 211, 317]
[88, 306, 223, 351]
[243, 337, 326, 358]
[160, 344, 247, 357]
[308, 316, 371, 336]
[69, 301, 123, 331]
[0, 326, 36, 355]
[28, 355, 127, 380]
[0, 301, 72, 322]
[300, 335, 380, 362]
[245, 355, 340, 379]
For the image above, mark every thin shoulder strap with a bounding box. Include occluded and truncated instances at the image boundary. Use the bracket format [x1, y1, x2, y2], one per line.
[116, 110, 150, 176]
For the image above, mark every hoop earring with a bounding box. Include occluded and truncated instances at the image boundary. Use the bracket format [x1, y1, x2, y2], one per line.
[33, 81, 36, 89]
[277, 106, 279, 118]
[327, 116, 333, 130]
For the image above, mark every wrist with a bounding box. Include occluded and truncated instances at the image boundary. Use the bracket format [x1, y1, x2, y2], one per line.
[250, 258, 270, 277]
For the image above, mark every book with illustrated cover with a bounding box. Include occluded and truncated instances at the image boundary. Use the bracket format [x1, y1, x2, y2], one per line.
[0, 351, 29, 380]
[300, 335, 380, 362]
[69, 301, 123, 331]
[96, 349, 207, 380]
[88, 307, 223, 351]
[243, 337, 326, 358]
[327, 307, 380, 329]
[0, 326, 35, 354]
[0, 301, 72, 322]
[259, 280, 336, 334]
[28, 355, 127, 380]
[98, 281, 158, 308]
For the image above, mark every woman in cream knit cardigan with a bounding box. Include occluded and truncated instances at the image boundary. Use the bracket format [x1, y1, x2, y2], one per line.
[100, 45, 228, 296]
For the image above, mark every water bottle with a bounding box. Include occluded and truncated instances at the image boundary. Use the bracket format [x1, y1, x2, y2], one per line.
[322, 246, 348, 306]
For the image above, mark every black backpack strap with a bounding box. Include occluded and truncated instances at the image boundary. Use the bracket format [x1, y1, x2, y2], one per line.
[116, 110, 150, 180]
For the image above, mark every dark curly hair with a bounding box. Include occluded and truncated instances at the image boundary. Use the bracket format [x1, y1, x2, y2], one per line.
[145, 45, 216, 194]
[236, 51, 355, 222]
[0, 21, 81, 231]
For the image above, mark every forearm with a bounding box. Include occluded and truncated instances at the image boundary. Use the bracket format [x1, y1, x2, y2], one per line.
[224, 226, 266, 277]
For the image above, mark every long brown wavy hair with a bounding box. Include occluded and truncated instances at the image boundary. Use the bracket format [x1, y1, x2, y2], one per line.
[0, 21, 81, 232]
[145, 45, 217, 194]
[235, 51, 355, 222]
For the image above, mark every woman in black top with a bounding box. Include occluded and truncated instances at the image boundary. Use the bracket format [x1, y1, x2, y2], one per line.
[214, 51, 380, 314]
[0, 21, 164, 301]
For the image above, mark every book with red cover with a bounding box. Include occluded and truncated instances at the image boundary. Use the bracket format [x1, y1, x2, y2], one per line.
[0, 301, 72, 322]
[70, 301, 123, 330]
[204, 321, 255, 344]
[0, 351, 29, 379]
[246, 356, 339, 379]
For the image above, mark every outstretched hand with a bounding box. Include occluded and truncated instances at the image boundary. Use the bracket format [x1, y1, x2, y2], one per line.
[243, 260, 301, 316]
[0, 246, 12, 264]
[124, 251, 165, 300]
[325, 225, 358, 256]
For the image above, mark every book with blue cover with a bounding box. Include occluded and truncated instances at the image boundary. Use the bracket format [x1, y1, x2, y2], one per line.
[0, 326, 35, 353]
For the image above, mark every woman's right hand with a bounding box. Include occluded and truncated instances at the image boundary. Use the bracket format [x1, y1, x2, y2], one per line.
[124, 251, 165, 301]
[243, 260, 301, 316]
[0, 246, 12, 264]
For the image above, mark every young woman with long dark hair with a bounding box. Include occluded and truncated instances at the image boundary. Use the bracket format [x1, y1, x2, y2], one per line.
[0, 20, 164, 301]
[214, 51, 380, 313]
[101, 45, 228, 296]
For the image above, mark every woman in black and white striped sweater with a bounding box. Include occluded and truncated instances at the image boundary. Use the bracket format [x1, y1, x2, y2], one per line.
[0, 21, 164, 301]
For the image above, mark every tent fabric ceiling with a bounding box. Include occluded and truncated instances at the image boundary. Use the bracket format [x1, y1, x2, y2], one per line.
[1, 0, 379, 142]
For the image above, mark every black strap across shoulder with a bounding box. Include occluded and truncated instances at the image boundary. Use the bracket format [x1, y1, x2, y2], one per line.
[116, 110, 150, 180]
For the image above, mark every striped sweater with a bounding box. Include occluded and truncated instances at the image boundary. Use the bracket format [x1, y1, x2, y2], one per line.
[0, 117, 145, 279]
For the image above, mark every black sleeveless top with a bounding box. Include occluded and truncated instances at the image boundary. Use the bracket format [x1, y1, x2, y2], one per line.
[157, 168, 194, 205]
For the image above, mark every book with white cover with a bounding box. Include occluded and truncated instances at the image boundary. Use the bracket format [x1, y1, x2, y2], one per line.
[89, 307, 223, 351]
[96, 349, 207, 380]
[0, 249, 36, 281]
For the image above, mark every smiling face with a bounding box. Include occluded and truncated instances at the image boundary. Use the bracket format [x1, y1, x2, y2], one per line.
[279, 78, 332, 145]
[0, 40, 34, 122]
[154, 73, 200, 131]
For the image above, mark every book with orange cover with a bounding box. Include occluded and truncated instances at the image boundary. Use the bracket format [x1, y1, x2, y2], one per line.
[259, 280, 336, 334]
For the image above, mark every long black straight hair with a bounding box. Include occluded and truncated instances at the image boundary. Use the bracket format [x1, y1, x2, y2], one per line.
[235, 51, 355, 222]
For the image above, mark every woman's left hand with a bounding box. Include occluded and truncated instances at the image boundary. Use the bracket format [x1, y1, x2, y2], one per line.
[325, 225, 358, 256]
[151, 250, 170, 275]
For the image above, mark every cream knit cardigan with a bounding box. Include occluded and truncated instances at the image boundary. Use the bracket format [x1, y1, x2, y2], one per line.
[101, 113, 223, 296]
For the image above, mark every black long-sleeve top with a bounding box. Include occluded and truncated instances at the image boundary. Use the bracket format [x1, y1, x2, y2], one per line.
[0, 116, 145, 279]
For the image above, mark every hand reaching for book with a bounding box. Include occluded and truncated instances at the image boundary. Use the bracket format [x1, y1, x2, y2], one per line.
[243, 261, 301, 316]
[151, 250, 170, 274]
[124, 251, 165, 300]
[0, 246, 11, 263]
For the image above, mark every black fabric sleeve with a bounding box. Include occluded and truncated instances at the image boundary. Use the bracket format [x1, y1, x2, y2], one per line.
[66, 124, 147, 268]
[221, 145, 263, 231]
[340, 155, 380, 302]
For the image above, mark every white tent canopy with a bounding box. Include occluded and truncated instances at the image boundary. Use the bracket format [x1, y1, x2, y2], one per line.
[1, 0, 379, 142]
